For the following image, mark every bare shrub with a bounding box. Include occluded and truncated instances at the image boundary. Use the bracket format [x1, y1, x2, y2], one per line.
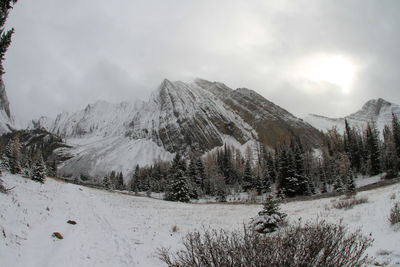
[158, 220, 373, 267]
[333, 197, 368, 209]
[389, 202, 400, 225]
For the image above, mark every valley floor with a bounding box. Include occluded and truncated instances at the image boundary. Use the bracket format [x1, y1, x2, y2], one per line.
[1, 174, 400, 267]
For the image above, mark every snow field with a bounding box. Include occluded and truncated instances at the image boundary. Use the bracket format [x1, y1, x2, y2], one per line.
[1, 173, 400, 266]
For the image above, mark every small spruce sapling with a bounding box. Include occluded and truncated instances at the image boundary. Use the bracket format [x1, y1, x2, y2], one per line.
[251, 194, 287, 233]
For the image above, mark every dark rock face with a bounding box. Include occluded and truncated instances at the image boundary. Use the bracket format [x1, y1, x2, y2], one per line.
[0, 79, 10, 118]
[124, 79, 322, 153]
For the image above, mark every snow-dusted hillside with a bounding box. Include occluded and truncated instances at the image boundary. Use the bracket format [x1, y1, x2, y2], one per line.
[304, 98, 400, 134]
[32, 78, 322, 182]
[1, 174, 400, 266]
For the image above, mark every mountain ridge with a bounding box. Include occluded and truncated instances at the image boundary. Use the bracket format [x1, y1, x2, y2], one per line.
[31, 78, 323, 182]
[303, 98, 400, 134]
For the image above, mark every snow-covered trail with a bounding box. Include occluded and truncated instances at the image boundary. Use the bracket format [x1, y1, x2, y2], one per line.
[1, 173, 400, 266]
[0, 175, 257, 267]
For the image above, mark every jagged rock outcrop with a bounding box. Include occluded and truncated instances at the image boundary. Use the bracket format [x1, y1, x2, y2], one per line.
[0, 78, 14, 134]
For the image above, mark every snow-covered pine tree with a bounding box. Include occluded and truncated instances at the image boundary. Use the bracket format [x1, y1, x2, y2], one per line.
[251, 194, 287, 233]
[333, 176, 344, 193]
[262, 166, 272, 194]
[195, 157, 205, 190]
[0, 0, 18, 76]
[31, 153, 46, 183]
[382, 125, 399, 179]
[392, 113, 400, 159]
[103, 175, 110, 189]
[345, 169, 356, 194]
[277, 146, 299, 198]
[117, 172, 124, 190]
[165, 153, 190, 202]
[242, 159, 253, 191]
[165, 168, 190, 202]
[365, 122, 381, 176]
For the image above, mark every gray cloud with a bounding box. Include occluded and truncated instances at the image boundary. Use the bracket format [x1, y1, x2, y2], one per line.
[3, 0, 400, 125]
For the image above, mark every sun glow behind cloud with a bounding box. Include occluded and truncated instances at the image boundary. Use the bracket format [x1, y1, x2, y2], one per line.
[291, 54, 357, 94]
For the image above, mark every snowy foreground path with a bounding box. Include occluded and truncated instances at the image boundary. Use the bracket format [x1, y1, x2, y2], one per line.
[1, 174, 400, 267]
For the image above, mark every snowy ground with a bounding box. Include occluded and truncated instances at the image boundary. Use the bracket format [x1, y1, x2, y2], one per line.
[1, 173, 400, 267]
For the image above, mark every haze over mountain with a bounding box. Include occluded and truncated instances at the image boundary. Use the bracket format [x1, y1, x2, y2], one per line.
[32, 78, 322, 182]
[303, 98, 400, 134]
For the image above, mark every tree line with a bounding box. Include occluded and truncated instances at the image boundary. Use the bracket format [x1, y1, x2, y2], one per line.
[103, 114, 400, 202]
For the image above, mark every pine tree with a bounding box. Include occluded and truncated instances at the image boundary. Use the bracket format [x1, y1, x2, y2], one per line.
[103, 175, 110, 189]
[333, 176, 344, 193]
[2, 136, 21, 174]
[0, 0, 18, 76]
[365, 123, 381, 176]
[31, 153, 46, 183]
[382, 125, 399, 179]
[345, 169, 356, 194]
[117, 172, 124, 190]
[392, 113, 400, 159]
[195, 157, 205, 190]
[242, 159, 253, 191]
[277, 146, 299, 198]
[251, 194, 287, 233]
[130, 165, 140, 192]
[165, 168, 190, 202]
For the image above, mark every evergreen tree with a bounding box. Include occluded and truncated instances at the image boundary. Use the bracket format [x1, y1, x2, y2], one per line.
[365, 123, 381, 176]
[103, 175, 110, 189]
[165, 168, 190, 202]
[277, 146, 299, 198]
[31, 153, 46, 183]
[382, 125, 399, 179]
[392, 113, 400, 158]
[117, 172, 124, 190]
[242, 159, 253, 191]
[251, 194, 287, 233]
[0, 0, 18, 76]
[130, 165, 140, 192]
[333, 176, 344, 193]
[2, 136, 21, 174]
[195, 157, 205, 190]
[345, 169, 356, 194]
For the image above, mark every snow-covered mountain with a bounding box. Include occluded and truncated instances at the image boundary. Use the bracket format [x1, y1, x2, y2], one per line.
[0, 78, 15, 134]
[32, 78, 322, 181]
[303, 98, 400, 134]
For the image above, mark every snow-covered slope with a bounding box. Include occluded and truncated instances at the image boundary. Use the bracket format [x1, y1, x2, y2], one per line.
[33, 78, 322, 182]
[304, 98, 400, 134]
[1, 173, 400, 266]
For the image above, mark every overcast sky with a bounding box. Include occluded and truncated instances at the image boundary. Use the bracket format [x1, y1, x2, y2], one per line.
[4, 0, 400, 125]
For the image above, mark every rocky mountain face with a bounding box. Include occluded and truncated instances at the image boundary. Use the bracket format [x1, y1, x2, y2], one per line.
[0, 78, 14, 134]
[32, 78, 322, 182]
[303, 98, 400, 134]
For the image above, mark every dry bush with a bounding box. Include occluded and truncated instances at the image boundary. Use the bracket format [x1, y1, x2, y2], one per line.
[389, 202, 400, 225]
[158, 220, 373, 267]
[333, 197, 368, 209]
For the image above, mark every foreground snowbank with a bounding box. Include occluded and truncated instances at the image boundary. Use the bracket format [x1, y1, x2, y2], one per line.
[1, 174, 399, 266]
